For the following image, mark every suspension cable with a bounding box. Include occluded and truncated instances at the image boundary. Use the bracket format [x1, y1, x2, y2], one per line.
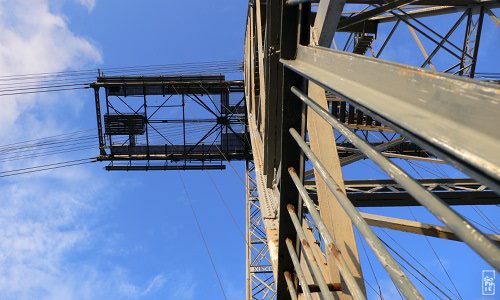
[178, 172, 228, 300]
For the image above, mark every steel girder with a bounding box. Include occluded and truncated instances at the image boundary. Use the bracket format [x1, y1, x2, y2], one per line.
[282, 45, 500, 193]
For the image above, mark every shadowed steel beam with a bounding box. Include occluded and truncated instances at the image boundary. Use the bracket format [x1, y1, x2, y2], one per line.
[254, 0, 267, 135]
[361, 212, 500, 244]
[288, 133, 422, 299]
[287, 0, 319, 4]
[282, 45, 500, 193]
[313, 0, 346, 45]
[373, 2, 500, 23]
[338, 0, 417, 29]
[421, 10, 468, 68]
[105, 165, 225, 171]
[289, 86, 500, 270]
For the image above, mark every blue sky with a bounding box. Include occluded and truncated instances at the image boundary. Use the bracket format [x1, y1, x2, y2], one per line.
[0, 1, 498, 299]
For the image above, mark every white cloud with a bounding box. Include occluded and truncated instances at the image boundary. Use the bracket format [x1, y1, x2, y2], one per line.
[75, 0, 96, 11]
[142, 274, 167, 296]
[0, 1, 171, 299]
[0, 0, 101, 139]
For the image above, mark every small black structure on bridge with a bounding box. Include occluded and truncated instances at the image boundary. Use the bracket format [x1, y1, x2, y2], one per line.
[91, 75, 250, 170]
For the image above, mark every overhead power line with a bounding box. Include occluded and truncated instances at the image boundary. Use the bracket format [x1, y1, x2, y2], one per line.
[0, 60, 243, 97]
[179, 172, 229, 300]
[0, 158, 97, 178]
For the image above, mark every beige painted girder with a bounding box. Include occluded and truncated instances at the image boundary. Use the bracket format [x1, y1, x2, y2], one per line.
[307, 83, 365, 299]
[247, 112, 280, 280]
[362, 212, 500, 243]
[245, 11, 280, 287]
[307, 0, 365, 296]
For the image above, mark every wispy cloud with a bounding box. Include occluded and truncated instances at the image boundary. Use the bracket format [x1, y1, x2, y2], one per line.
[75, 0, 96, 11]
[0, 0, 101, 139]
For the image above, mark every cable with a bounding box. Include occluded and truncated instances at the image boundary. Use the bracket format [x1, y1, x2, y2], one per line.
[207, 172, 245, 239]
[0, 83, 89, 93]
[0, 86, 89, 97]
[0, 145, 96, 163]
[0, 60, 243, 81]
[214, 143, 246, 184]
[358, 232, 384, 299]
[0, 59, 243, 97]
[381, 238, 452, 300]
[0, 158, 96, 178]
[472, 206, 500, 234]
[380, 230, 461, 299]
[407, 208, 464, 300]
[178, 172, 228, 300]
[0, 128, 95, 148]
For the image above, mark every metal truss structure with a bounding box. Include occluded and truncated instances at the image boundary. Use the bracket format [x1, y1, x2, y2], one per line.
[90, 1, 500, 299]
[247, 160, 277, 299]
[91, 75, 249, 171]
[243, 0, 500, 299]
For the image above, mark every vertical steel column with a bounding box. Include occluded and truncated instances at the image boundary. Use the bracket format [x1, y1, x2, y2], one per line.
[264, 0, 283, 184]
[182, 93, 187, 164]
[93, 86, 106, 156]
[460, 6, 485, 78]
[143, 85, 150, 157]
[469, 6, 485, 78]
[459, 9, 473, 76]
[275, 1, 310, 298]
[104, 87, 113, 147]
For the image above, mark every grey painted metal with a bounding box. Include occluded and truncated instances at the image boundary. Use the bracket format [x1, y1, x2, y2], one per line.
[290, 86, 500, 271]
[284, 271, 298, 300]
[285, 238, 313, 300]
[282, 45, 500, 193]
[286, 0, 318, 5]
[286, 204, 335, 300]
[289, 128, 423, 299]
[313, 0, 346, 45]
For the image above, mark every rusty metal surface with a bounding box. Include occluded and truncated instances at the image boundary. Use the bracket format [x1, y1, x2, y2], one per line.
[282, 45, 500, 193]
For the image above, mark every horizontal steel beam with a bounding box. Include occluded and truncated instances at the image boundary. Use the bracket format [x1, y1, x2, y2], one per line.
[105, 165, 226, 171]
[373, 2, 500, 23]
[347, 190, 499, 207]
[91, 77, 244, 96]
[306, 178, 500, 206]
[282, 45, 500, 193]
[346, 0, 498, 5]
